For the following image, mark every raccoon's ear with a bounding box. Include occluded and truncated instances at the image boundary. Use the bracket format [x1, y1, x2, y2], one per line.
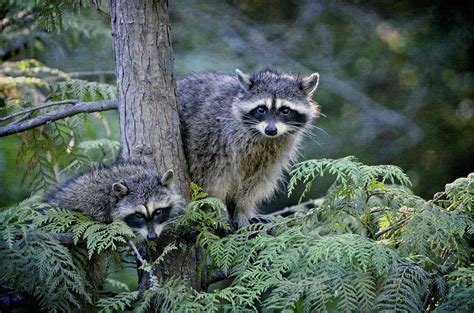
[161, 170, 174, 187]
[112, 182, 129, 199]
[300, 72, 320, 97]
[236, 69, 252, 90]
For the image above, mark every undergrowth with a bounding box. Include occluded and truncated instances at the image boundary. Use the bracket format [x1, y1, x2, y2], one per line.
[1, 157, 472, 312]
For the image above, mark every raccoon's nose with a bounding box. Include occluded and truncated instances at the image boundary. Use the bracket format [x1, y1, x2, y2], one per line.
[265, 125, 278, 136]
[147, 231, 158, 240]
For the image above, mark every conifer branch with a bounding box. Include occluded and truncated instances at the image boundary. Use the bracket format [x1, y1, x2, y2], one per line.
[375, 217, 410, 238]
[270, 198, 324, 216]
[128, 239, 159, 291]
[48, 232, 75, 244]
[0, 99, 80, 122]
[67, 70, 115, 78]
[0, 99, 118, 137]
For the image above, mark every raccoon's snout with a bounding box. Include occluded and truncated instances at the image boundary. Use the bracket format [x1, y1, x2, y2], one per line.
[147, 230, 158, 240]
[265, 124, 278, 136]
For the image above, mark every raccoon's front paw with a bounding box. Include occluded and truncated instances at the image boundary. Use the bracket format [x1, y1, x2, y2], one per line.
[249, 216, 272, 224]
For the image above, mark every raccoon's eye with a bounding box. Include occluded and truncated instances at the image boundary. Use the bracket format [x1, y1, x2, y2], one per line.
[134, 212, 144, 219]
[153, 209, 162, 216]
[280, 107, 291, 115]
[256, 106, 267, 114]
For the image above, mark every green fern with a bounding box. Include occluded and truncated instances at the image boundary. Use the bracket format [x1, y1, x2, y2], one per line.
[133, 278, 199, 313]
[178, 196, 231, 240]
[399, 205, 471, 266]
[1, 60, 117, 192]
[34, 208, 135, 258]
[0, 201, 91, 312]
[442, 173, 474, 214]
[1, 159, 472, 312]
[435, 267, 474, 312]
[288, 156, 411, 202]
[375, 263, 429, 312]
[97, 291, 140, 313]
[50, 78, 116, 102]
[190, 181, 209, 201]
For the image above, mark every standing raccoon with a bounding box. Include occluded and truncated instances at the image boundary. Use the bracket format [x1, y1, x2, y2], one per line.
[44, 162, 184, 240]
[178, 69, 320, 227]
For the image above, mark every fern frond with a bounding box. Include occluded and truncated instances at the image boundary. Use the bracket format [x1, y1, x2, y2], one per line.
[105, 278, 131, 292]
[178, 197, 231, 236]
[375, 263, 429, 312]
[34, 208, 135, 258]
[50, 78, 116, 102]
[288, 156, 411, 202]
[435, 267, 474, 312]
[148, 244, 177, 269]
[81, 221, 134, 258]
[400, 204, 471, 265]
[190, 182, 209, 201]
[97, 291, 140, 313]
[0, 229, 91, 312]
[443, 172, 474, 214]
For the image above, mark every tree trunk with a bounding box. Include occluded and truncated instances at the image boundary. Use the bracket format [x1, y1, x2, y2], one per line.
[109, 0, 189, 198]
[109, 0, 204, 291]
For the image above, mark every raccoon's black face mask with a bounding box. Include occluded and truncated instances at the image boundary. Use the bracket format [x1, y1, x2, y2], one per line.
[242, 99, 310, 137]
[111, 170, 182, 240]
[235, 70, 319, 138]
[122, 205, 172, 240]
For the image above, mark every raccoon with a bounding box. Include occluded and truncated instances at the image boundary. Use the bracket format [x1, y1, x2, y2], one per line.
[177, 68, 320, 227]
[44, 162, 184, 240]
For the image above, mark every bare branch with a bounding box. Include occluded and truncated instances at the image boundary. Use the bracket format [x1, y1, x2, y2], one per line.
[67, 70, 115, 78]
[375, 217, 410, 238]
[128, 239, 159, 291]
[0, 99, 81, 122]
[44, 71, 116, 82]
[48, 232, 75, 244]
[269, 198, 324, 216]
[0, 99, 118, 137]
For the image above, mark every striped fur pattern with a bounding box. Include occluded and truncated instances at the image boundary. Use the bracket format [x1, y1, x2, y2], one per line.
[44, 162, 184, 240]
[177, 69, 320, 227]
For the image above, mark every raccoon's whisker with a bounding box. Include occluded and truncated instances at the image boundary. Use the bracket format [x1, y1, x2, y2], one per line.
[242, 115, 261, 125]
[287, 122, 329, 137]
[305, 124, 329, 137]
[299, 127, 323, 140]
[295, 127, 324, 148]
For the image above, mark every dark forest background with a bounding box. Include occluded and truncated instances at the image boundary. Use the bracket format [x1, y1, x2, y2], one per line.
[1, 0, 473, 209]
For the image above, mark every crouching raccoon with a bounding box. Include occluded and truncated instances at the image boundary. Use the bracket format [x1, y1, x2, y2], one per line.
[44, 162, 185, 241]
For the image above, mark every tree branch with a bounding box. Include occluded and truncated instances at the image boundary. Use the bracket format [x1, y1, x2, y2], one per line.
[67, 70, 115, 78]
[0, 99, 83, 122]
[375, 217, 410, 238]
[128, 239, 159, 291]
[269, 198, 324, 216]
[0, 99, 118, 137]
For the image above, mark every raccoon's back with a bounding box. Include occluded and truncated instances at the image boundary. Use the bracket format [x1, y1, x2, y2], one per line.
[177, 73, 241, 117]
[177, 73, 244, 163]
[44, 162, 152, 222]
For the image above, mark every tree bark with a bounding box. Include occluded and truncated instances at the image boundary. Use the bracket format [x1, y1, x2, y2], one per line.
[109, 0, 203, 291]
[109, 0, 190, 198]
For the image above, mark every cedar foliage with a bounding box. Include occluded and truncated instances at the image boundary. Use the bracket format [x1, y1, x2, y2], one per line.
[0, 60, 118, 190]
[1, 156, 472, 312]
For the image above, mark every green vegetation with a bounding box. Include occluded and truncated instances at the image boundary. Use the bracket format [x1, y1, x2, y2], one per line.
[1, 155, 472, 311]
[1, 1, 472, 312]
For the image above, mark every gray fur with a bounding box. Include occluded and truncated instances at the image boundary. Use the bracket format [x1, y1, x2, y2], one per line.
[177, 68, 320, 227]
[44, 162, 184, 239]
